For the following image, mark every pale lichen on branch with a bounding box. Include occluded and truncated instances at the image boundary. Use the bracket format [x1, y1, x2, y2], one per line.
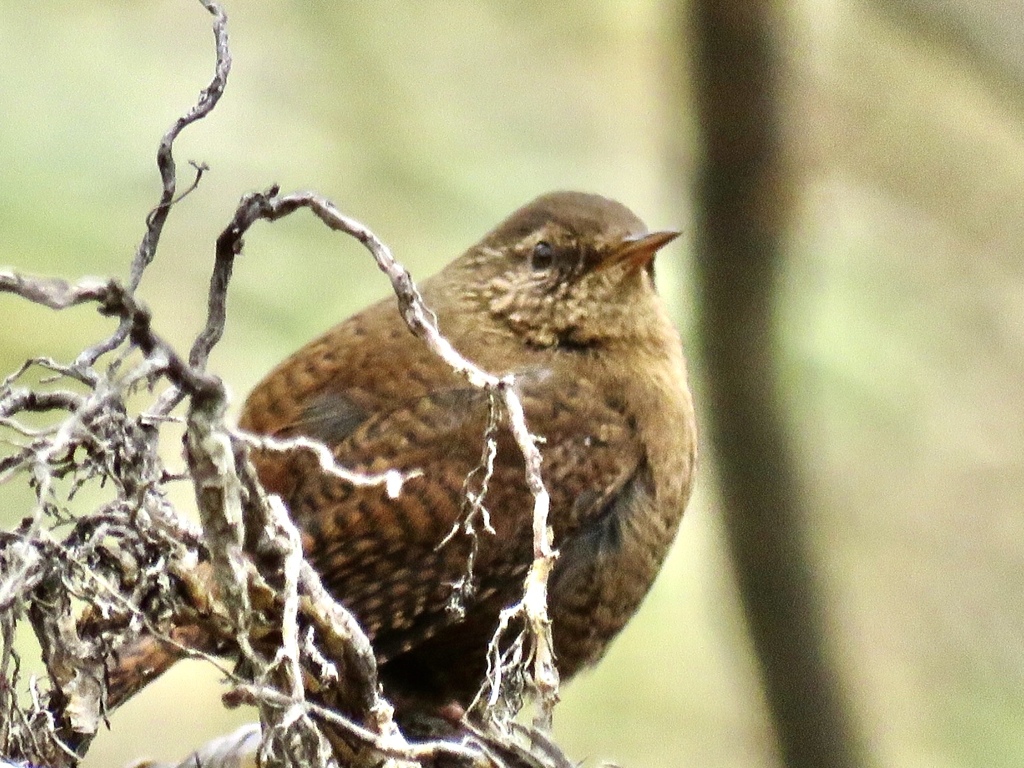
[0, 1, 566, 766]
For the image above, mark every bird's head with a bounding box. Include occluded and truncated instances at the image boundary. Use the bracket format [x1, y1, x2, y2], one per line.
[454, 191, 679, 350]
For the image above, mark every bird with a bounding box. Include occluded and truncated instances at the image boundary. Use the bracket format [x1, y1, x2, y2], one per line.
[235, 190, 697, 715]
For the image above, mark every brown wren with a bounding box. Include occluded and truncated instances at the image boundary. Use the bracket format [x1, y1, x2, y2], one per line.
[237, 190, 697, 714]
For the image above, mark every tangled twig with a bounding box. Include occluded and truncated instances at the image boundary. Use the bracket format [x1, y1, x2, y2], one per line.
[0, 1, 566, 766]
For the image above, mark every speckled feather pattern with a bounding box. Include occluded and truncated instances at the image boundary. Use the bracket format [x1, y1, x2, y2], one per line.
[237, 191, 697, 709]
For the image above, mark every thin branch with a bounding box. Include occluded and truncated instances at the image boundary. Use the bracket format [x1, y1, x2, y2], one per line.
[1, 272, 220, 403]
[130, 0, 230, 294]
[232, 429, 418, 497]
[75, 0, 230, 371]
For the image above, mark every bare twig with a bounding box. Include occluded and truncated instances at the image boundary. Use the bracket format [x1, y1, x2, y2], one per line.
[131, 0, 230, 293]
[76, 0, 231, 370]
[441, 392, 501, 619]
[233, 429, 417, 497]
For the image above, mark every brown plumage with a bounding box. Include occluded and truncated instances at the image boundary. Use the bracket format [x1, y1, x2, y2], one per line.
[238, 191, 697, 711]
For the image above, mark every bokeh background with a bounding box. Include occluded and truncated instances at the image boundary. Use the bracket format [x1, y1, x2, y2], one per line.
[2, 1, 1022, 766]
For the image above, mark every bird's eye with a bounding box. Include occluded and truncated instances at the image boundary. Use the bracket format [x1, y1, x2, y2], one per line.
[531, 241, 554, 270]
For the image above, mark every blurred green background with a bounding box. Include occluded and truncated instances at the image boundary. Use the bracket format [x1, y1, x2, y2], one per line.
[2, 1, 1022, 766]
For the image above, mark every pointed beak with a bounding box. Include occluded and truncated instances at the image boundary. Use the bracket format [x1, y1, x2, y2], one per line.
[597, 230, 681, 273]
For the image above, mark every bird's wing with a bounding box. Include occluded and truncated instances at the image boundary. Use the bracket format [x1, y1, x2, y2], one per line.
[243, 364, 644, 664]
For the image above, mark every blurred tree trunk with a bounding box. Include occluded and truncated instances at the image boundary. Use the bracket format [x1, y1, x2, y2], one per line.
[687, 2, 866, 766]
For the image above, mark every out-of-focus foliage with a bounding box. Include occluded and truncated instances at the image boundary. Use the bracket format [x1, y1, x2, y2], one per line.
[1, 1, 1021, 767]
